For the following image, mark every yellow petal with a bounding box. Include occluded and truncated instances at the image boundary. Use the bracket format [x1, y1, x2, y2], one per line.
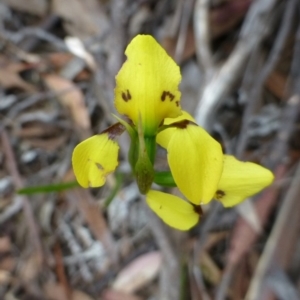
[215, 155, 274, 207]
[72, 134, 119, 188]
[146, 190, 199, 230]
[156, 110, 195, 149]
[168, 124, 223, 205]
[114, 35, 182, 136]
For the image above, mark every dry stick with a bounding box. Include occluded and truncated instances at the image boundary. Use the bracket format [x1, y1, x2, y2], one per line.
[234, 0, 297, 250]
[195, 0, 279, 130]
[174, 0, 194, 64]
[0, 129, 43, 263]
[194, 0, 215, 74]
[192, 201, 222, 299]
[236, 0, 297, 159]
[216, 14, 300, 300]
[20, 14, 61, 52]
[246, 15, 300, 299]
[144, 203, 181, 300]
[216, 165, 287, 300]
[246, 160, 300, 300]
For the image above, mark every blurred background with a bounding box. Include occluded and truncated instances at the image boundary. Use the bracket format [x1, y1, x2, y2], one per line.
[0, 0, 300, 299]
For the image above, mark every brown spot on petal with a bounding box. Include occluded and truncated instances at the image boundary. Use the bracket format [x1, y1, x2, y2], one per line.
[95, 163, 104, 170]
[216, 190, 226, 200]
[161, 91, 175, 102]
[102, 122, 126, 140]
[121, 89, 132, 102]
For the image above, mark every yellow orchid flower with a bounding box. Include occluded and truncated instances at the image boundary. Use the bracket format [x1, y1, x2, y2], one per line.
[72, 34, 274, 231]
[146, 155, 274, 230]
[149, 113, 274, 230]
[114, 35, 182, 136]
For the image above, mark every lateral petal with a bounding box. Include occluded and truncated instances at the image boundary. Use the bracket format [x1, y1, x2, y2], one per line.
[72, 134, 119, 188]
[146, 190, 199, 230]
[114, 35, 182, 136]
[215, 155, 274, 207]
[167, 124, 223, 205]
[156, 110, 195, 149]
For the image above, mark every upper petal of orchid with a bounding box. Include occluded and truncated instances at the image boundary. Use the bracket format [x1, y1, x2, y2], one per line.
[72, 133, 119, 188]
[215, 155, 274, 207]
[167, 124, 223, 205]
[146, 190, 199, 230]
[156, 110, 195, 149]
[114, 35, 182, 136]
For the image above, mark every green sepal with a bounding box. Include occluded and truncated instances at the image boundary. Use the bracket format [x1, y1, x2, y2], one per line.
[154, 171, 177, 187]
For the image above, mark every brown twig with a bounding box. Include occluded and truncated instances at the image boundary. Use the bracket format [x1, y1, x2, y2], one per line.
[195, 0, 280, 130]
[236, 0, 297, 158]
[144, 202, 182, 300]
[194, 0, 215, 74]
[0, 129, 43, 264]
[246, 162, 300, 299]
[175, 0, 194, 64]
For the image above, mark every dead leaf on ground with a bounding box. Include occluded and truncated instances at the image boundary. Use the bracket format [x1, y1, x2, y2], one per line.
[0, 237, 11, 253]
[43, 74, 91, 131]
[0, 56, 36, 92]
[44, 282, 95, 300]
[2, 0, 47, 16]
[112, 251, 162, 294]
[52, 0, 109, 38]
[18, 253, 42, 282]
[27, 135, 68, 151]
[102, 289, 142, 300]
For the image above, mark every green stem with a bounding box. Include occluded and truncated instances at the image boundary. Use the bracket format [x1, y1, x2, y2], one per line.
[153, 171, 177, 187]
[17, 180, 79, 195]
[145, 135, 156, 165]
[128, 130, 138, 172]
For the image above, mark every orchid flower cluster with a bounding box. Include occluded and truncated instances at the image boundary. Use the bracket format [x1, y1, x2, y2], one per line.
[72, 35, 274, 230]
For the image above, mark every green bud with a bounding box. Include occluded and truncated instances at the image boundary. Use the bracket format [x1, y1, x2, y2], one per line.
[135, 148, 154, 194]
[134, 114, 155, 194]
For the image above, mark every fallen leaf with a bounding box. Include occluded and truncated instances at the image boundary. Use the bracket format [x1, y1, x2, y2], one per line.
[0, 56, 36, 92]
[2, 0, 47, 16]
[72, 290, 94, 300]
[44, 74, 91, 131]
[102, 289, 142, 300]
[44, 282, 94, 300]
[112, 251, 162, 293]
[0, 236, 11, 253]
[52, 0, 109, 38]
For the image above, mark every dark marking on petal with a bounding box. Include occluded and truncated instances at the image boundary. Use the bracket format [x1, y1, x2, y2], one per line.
[193, 204, 203, 216]
[95, 162, 104, 170]
[168, 119, 197, 129]
[122, 89, 132, 102]
[159, 205, 162, 210]
[175, 101, 179, 107]
[126, 89, 131, 100]
[216, 190, 226, 200]
[161, 91, 175, 102]
[102, 122, 126, 140]
[175, 119, 190, 129]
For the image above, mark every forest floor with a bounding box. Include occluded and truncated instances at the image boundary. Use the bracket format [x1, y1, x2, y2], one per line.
[0, 0, 300, 299]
